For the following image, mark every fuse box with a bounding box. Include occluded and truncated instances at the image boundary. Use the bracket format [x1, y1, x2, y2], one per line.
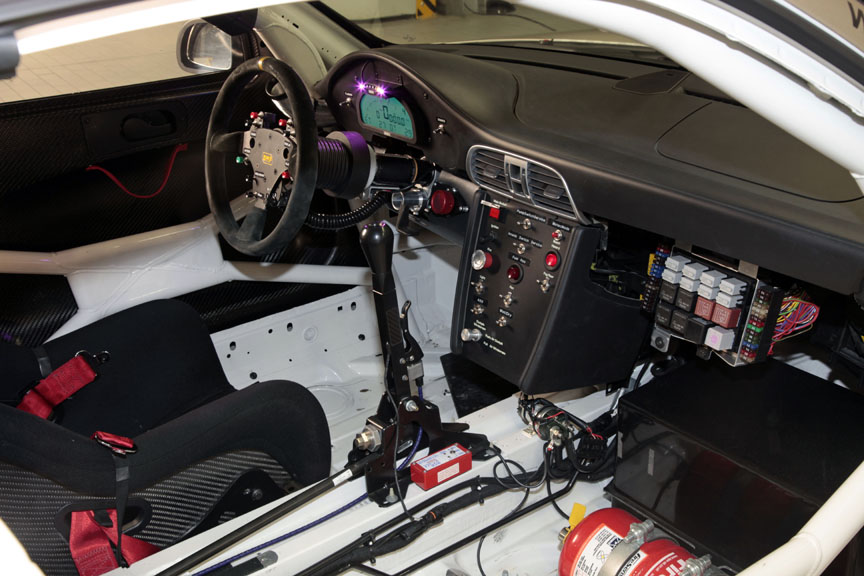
[647, 248, 783, 366]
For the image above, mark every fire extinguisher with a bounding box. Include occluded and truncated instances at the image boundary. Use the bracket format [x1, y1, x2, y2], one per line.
[558, 508, 720, 576]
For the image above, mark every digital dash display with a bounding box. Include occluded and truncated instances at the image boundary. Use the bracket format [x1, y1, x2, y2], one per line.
[359, 93, 415, 141]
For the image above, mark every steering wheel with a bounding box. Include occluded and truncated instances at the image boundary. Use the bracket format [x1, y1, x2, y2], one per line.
[205, 57, 318, 257]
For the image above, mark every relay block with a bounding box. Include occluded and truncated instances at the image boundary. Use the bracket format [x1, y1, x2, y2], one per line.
[648, 249, 783, 366]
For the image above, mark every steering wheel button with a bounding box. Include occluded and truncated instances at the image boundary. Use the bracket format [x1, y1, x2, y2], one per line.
[545, 251, 560, 270]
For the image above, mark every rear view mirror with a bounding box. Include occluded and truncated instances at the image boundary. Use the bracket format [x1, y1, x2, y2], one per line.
[177, 22, 241, 73]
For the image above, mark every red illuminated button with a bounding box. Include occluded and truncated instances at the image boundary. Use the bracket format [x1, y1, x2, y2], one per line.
[489, 206, 500, 220]
[507, 265, 522, 283]
[278, 118, 288, 127]
[552, 229, 564, 241]
[545, 251, 560, 270]
[249, 111, 259, 119]
[430, 188, 456, 215]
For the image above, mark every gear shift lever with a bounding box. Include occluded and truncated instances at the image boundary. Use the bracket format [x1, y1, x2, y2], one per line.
[360, 220, 394, 294]
[360, 221, 420, 400]
[354, 221, 490, 506]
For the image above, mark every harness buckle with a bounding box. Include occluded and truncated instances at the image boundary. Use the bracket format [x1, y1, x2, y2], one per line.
[92, 431, 137, 457]
[75, 350, 111, 368]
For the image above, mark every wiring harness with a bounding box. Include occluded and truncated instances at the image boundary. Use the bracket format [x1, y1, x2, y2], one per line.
[304, 191, 391, 230]
[194, 394, 618, 576]
[517, 395, 618, 481]
[770, 294, 820, 353]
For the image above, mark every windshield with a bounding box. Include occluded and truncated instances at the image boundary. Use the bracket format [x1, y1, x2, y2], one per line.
[319, 0, 639, 46]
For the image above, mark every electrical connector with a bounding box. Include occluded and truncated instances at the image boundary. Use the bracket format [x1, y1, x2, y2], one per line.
[664, 254, 691, 272]
[700, 269, 727, 288]
[705, 326, 735, 351]
[661, 269, 682, 284]
[697, 284, 720, 300]
[575, 435, 607, 462]
[719, 277, 747, 295]
[679, 276, 699, 292]
[682, 262, 709, 280]
[715, 291, 743, 309]
[695, 296, 715, 320]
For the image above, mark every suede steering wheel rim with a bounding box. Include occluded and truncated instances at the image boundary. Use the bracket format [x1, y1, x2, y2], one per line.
[205, 57, 318, 257]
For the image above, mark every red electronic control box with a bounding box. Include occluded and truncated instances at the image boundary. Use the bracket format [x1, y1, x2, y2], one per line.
[410, 443, 472, 491]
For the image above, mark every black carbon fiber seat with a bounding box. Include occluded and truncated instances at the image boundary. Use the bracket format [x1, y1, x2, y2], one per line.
[0, 300, 331, 575]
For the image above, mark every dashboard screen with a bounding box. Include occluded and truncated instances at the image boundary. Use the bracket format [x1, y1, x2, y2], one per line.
[359, 94, 415, 140]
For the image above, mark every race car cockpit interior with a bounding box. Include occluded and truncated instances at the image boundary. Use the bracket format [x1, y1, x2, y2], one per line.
[0, 2, 863, 576]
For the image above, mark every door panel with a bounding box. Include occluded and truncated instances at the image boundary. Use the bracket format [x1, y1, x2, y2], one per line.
[0, 74, 226, 249]
[0, 48, 367, 345]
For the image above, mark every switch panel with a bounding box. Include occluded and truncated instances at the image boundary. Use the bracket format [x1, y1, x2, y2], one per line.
[452, 190, 647, 393]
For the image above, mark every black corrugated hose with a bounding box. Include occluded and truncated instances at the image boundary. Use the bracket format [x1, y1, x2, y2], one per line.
[304, 191, 391, 230]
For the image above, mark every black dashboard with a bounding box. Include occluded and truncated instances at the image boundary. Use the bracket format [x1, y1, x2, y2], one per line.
[318, 43, 864, 299]
[317, 42, 864, 392]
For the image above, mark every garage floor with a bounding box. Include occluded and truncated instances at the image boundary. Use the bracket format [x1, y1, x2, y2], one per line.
[0, 22, 193, 103]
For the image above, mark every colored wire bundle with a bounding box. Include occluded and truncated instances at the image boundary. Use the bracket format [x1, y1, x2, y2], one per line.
[771, 296, 820, 352]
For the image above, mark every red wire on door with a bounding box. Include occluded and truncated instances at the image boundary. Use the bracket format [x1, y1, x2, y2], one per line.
[86, 143, 189, 199]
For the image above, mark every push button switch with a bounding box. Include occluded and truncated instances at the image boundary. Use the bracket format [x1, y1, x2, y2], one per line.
[507, 265, 522, 283]
[545, 251, 559, 270]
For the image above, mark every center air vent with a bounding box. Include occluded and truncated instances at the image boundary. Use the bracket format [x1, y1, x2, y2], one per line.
[467, 147, 507, 194]
[526, 163, 573, 216]
[467, 145, 586, 223]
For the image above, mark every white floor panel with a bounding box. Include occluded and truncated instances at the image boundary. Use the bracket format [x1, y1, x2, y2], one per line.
[210, 285, 459, 471]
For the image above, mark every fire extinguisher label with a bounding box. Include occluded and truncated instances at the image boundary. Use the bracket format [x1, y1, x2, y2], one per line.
[619, 551, 687, 576]
[572, 526, 625, 576]
[617, 551, 645, 576]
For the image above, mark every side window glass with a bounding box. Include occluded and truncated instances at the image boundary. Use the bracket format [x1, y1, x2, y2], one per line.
[0, 22, 220, 104]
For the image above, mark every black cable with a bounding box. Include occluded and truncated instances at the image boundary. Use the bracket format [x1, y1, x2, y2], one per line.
[477, 482, 531, 576]
[299, 469, 542, 576]
[477, 445, 549, 576]
[304, 191, 390, 230]
[322, 482, 508, 576]
[297, 478, 484, 576]
[489, 444, 547, 490]
[546, 446, 572, 520]
[353, 564, 392, 576]
[393, 470, 581, 576]
[634, 361, 651, 388]
[154, 456, 375, 576]
[384, 385, 414, 522]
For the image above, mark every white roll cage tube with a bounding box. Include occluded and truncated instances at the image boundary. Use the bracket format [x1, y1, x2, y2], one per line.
[736, 458, 864, 576]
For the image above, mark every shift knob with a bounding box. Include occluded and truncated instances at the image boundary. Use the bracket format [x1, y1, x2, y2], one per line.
[360, 222, 394, 290]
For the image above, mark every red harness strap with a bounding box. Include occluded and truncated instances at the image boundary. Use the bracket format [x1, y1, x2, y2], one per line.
[16, 355, 97, 419]
[70, 509, 159, 576]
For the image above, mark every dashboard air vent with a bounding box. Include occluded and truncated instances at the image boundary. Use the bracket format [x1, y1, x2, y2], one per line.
[526, 164, 574, 217]
[468, 147, 508, 194]
[467, 145, 586, 223]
